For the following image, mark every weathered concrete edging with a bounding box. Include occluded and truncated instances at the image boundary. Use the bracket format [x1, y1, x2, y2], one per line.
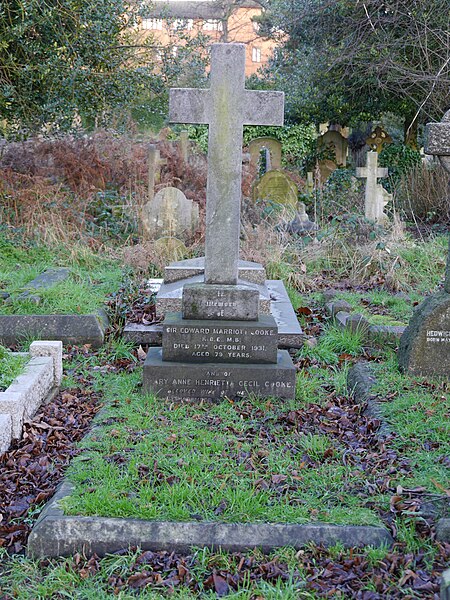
[0, 341, 62, 452]
[27, 481, 392, 558]
[0, 310, 108, 348]
[347, 362, 392, 438]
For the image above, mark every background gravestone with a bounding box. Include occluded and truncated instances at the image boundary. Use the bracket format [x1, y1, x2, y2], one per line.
[249, 137, 282, 172]
[141, 186, 199, 241]
[253, 169, 298, 211]
[318, 130, 348, 167]
[398, 109, 450, 376]
[366, 126, 392, 153]
[356, 151, 392, 223]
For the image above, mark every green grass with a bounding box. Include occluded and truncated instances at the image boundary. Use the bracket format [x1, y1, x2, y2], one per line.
[371, 352, 450, 493]
[60, 368, 380, 527]
[0, 345, 28, 391]
[0, 241, 125, 315]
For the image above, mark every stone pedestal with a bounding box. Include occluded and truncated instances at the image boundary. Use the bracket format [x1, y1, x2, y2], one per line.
[182, 283, 259, 320]
[143, 348, 296, 401]
[162, 313, 278, 363]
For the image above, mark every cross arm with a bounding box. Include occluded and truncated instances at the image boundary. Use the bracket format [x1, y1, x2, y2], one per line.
[243, 91, 284, 126]
[425, 122, 450, 155]
[169, 89, 210, 125]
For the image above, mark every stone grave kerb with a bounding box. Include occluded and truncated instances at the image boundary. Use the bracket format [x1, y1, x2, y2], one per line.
[425, 108, 450, 292]
[169, 43, 284, 285]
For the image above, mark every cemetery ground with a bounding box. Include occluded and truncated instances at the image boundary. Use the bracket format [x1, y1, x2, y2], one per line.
[0, 229, 449, 598]
[0, 135, 449, 598]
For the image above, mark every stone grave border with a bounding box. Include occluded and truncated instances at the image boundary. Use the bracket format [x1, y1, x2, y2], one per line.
[27, 478, 392, 558]
[347, 361, 449, 544]
[0, 267, 109, 348]
[0, 310, 109, 349]
[324, 299, 406, 342]
[0, 341, 62, 452]
[28, 384, 391, 558]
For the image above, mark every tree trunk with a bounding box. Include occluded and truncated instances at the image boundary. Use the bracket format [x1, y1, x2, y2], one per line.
[404, 114, 418, 149]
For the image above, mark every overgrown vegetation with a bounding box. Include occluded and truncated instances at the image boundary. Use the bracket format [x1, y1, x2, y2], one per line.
[0, 241, 125, 315]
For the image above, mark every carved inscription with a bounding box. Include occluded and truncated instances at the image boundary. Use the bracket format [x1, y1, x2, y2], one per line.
[163, 318, 278, 364]
[152, 375, 293, 399]
[426, 330, 450, 343]
[182, 283, 259, 321]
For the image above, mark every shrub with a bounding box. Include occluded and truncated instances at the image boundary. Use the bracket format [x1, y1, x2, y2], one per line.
[379, 143, 422, 193]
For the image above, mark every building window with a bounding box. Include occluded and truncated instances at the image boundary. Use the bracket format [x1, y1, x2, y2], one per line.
[142, 18, 163, 30]
[203, 19, 223, 31]
[172, 19, 185, 30]
[252, 47, 261, 62]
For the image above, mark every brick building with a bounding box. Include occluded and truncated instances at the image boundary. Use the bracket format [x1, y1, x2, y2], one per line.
[138, 1, 278, 76]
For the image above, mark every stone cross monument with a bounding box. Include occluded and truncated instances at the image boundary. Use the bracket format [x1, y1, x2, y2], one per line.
[356, 151, 392, 223]
[398, 109, 450, 376]
[143, 44, 296, 401]
[169, 43, 284, 284]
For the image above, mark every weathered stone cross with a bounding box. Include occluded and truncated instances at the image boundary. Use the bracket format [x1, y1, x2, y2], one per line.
[169, 43, 284, 285]
[426, 109, 450, 292]
[356, 151, 390, 222]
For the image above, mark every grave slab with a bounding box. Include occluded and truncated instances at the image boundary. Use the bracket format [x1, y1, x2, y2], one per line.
[162, 313, 278, 364]
[143, 348, 296, 400]
[123, 279, 304, 349]
[182, 283, 259, 320]
[27, 481, 392, 558]
[164, 257, 266, 285]
[0, 311, 108, 348]
[22, 268, 71, 290]
[266, 280, 304, 348]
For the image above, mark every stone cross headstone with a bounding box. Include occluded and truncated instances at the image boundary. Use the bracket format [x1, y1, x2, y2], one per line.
[147, 145, 167, 202]
[398, 109, 450, 376]
[143, 44, 296, 401]
[169, 43, 284, 285]
[366, 126, 392, 154]
[141, 186, 199, 241]
[284, 202, 318, 234]
[356, 152, 392, 223]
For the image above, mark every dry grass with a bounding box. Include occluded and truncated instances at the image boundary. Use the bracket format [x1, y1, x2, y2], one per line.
[395, 161, 450, 223]
[0, 132, 209, 248]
